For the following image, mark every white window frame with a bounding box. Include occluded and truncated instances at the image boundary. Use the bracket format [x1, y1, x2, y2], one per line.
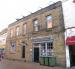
[10, 42, 16, 53]
[33, 20, 39, 31]
[16, 26, 20, 36]
[40, 42, 53, 57]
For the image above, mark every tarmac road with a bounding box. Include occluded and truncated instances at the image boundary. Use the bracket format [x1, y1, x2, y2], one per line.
[0, 59, 74, 69]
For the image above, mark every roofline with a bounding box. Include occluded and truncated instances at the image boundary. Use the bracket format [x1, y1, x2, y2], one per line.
[8, 1, 62, 27]
[0, 28, 7, 35]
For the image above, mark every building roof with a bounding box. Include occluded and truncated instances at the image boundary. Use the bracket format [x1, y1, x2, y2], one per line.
[0, 28, 7, 35]
[8, 1, 62, 27]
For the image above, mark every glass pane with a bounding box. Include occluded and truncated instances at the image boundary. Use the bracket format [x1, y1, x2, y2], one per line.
[24, 24, 27, 34]
[47, 42, 53, 56]
[47, 42, 51, 49]
[47, 16, 52, 21]
[34, 20, 38, 26]
[10, 42, 16, 53]
[47, 21, 52, 29]
[40, 43, 46, 56]
[34, 26, 39, 31]
[16, 27, 20, 36]
[46, 15, 52, 29]
[33, 20, 39, 31]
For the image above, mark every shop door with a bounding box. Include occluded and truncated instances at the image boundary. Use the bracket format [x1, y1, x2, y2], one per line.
[69, 46, 75, 66]
[22, 46, 25, 58]
[34, 48, 39, 62]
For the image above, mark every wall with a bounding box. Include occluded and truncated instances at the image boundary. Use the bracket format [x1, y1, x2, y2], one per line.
[5, 1, 65, 66]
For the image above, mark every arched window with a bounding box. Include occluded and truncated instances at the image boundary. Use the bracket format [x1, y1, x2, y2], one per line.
[46, 15, 53, 29]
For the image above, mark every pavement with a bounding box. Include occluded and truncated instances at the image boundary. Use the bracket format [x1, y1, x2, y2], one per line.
[0, 59, 75, 69]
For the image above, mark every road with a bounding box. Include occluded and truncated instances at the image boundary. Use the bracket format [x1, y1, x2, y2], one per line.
[0, 59, 75, 69]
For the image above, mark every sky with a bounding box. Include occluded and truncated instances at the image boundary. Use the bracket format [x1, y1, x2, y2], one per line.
[62, 0, 75, 36]
[0, 0, 61, 32]
[0, 0, 74, 32]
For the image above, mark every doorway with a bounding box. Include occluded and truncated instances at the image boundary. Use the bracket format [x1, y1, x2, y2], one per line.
[22, 46, 25, 58]
[34, 48, 39, 62]
[69, 46, 75, 66]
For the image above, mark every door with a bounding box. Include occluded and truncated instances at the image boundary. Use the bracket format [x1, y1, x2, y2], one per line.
[34, 48, 39, 62]
[69, 46, 75, 66]
[22, 46, 25, 58]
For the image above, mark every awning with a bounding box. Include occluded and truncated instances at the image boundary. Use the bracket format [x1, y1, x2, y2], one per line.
[66, 36, 75, 45]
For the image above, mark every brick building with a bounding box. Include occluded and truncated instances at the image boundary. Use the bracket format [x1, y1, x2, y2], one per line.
[5, 1, 65, 66]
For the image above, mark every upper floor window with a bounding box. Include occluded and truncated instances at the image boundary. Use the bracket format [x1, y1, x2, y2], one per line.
[10, 29, 13, 37]
[33, 19, 39, 31]
[23, 23, 27, 34]
[46, 15, 52, 29]
[16, 26, 20, 36]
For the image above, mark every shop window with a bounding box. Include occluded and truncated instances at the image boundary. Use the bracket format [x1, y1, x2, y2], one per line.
[33, 19, 39, 31]
[47, 42, 53, 56]
[40, 43, 46, 56]
[46, 15, 52, 29]
[40, 42, 53, 57]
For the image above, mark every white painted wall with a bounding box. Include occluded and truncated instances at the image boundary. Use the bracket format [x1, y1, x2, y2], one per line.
[62, 0, 75, 67]
[62, 0, 75, 37]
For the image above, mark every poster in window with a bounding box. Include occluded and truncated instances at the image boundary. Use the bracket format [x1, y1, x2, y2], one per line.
[47, 21, 52, 29]
[10, 42, 16, 53]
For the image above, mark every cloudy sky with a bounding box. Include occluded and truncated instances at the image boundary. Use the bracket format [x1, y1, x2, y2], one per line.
[62, 0, 75, 36]
[0, 0, 74, 32]
[0, 0, 61, 31]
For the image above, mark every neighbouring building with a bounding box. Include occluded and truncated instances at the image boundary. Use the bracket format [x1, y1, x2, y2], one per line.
[62, 0, 75, 67]
[5, 1, 65, 66]
[0, 28, 7, 54]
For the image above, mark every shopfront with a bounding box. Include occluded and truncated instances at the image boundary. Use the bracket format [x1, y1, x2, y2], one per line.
[31, 36, 56, 66]
[66, 36, 75, 67]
